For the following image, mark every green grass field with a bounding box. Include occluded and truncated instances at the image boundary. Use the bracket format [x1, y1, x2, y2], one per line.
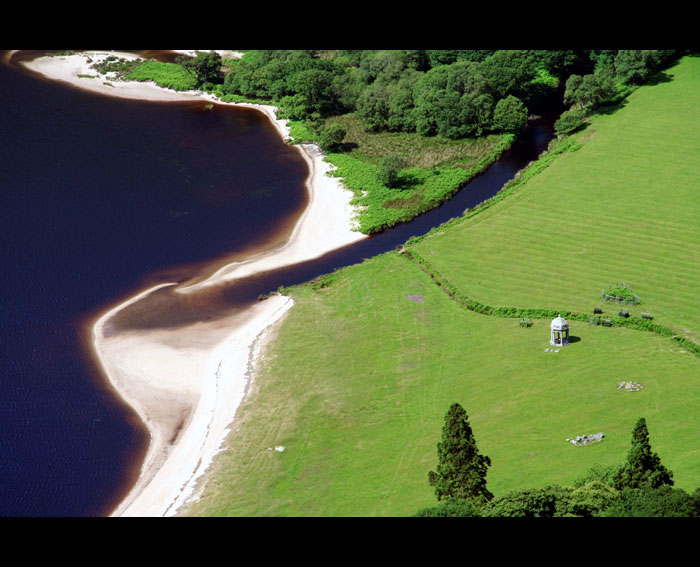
[413, 57, 700, 343]
[126, 60, 198, 91]
[182, 56, 699, 516]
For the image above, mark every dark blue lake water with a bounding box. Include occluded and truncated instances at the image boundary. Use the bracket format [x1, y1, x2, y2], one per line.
[0, 51, 556, 516]
[0, 52, 309, 516]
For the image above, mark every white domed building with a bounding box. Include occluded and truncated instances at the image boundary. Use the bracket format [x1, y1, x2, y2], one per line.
[550, 314, 570, 346]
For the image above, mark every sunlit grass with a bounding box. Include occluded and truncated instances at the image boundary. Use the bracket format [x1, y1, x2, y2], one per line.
[184, 252, 697, 517]
[183, 57, 699, 517]
[327, 113, 506, 169]
[413, 56, 700, 343]
[125, 61, 198, 91]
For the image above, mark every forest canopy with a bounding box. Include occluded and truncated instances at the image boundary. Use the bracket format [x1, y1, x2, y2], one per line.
[215, 49, 684, 143]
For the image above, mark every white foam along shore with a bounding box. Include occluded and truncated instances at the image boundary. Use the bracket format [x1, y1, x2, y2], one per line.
[19, 51, 367, 516]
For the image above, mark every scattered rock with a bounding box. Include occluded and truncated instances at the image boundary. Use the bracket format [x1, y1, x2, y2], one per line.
[566, 432, 604, 446]
[274, 446, 286, 452]
[618, 381, 644, 392]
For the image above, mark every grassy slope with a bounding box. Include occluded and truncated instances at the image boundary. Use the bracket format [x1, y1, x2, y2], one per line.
[186, 253, 697, 517]
[414, 57, 700, 343]
[183, 57, 699, 517]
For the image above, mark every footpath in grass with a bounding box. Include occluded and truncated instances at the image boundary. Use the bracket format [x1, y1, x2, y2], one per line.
[183, 57, 699, 517]
[184, 252, 698, 517]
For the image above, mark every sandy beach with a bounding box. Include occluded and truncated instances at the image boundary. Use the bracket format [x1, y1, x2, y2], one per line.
[18, 50, 367, 516]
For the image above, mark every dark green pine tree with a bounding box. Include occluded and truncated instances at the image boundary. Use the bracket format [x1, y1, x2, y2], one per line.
[613, 417, 674, 490]
[428, 403, 493, 504]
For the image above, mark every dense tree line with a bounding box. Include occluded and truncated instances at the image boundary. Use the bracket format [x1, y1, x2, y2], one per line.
[211, 49, 686, 145]
[418, 406, 698, 517]
[554, 49, 684, 136]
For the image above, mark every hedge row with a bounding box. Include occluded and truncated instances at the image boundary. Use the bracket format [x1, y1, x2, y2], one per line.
[401, 249, 699, 356]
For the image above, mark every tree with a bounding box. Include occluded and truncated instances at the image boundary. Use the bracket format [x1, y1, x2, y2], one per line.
[177, 51, 222, 87]
[317, 122, 346, 152]
[602, 486, 699, 517]
[377, 155, 406, 188]
[414, 498, 481, 517]
[567, 481, 619, 517]
[614, 50, 656, 85]
[428, 402, 493, 504]
[554, 107, 587, 137]
[385, 72, 420, 133]
[492, 95, 528, 133]
[289, 68, 336, 116]
[613, 417, 674, 491]
[357, 82, 391, 132]
[563, 72, 616, 112]
[426, 50, 461, 67]
[477, 50, 537, 101]
[412, 62, 493, 139]
[480, 486, 570, 517]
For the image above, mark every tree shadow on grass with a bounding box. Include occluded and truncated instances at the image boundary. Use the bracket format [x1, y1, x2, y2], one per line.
[392, 171, 422, 191]
[596, 70, 673, 118]
[645, 70, 673, 86]
[334, 141, 359, 153]
[595, 99, 628, 116]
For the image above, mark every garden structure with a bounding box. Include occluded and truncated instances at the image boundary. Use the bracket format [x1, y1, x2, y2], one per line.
[601, 282, 641, 305]
[550, 314, 570, 346]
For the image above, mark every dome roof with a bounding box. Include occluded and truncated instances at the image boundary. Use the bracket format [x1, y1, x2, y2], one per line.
[551, 314, 569, 330]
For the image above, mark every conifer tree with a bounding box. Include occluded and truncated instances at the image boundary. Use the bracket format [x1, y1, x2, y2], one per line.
[428, 402, 493, 504]
[613, 417, 674, 491]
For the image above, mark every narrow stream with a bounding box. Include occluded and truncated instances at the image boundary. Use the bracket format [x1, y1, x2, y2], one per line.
[107, 110, 559, 338]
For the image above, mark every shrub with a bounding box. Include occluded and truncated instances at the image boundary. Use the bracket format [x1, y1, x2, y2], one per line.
[480, 486, 571, 517]
[414, 499, 481, 517]
[554, 107, 587, 136]
[125, 61, 198, 92]
[602, 282, 640, 304]
[492, 95, 528, 133]
[318, 122, 347, 152]
[573, 463, 621, 488]
[377, 155, 407, 188]
[602, 486, 699, 517]
[567, 481, 619, 517]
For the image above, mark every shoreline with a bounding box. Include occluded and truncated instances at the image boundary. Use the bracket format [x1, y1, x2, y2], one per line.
[18, 50, 367, 516]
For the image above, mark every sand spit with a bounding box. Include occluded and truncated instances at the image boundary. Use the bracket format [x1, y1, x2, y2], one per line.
[19, 51, 367, 516]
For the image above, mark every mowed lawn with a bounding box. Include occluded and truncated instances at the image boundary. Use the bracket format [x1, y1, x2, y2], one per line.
[414, 56, 700, 343]
[184, 57, 699, 517]
[185, 253, 697, 517]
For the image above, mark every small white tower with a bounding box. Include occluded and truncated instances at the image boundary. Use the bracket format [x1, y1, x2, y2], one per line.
[550, 314, 570, 346]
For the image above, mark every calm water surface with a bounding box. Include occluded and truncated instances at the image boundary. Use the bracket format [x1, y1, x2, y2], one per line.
[0, 52, 308, 516]
[0, 51, 557, 516]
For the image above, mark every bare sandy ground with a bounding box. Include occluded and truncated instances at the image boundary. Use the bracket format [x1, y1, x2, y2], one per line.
[19, 50, 367, 516]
